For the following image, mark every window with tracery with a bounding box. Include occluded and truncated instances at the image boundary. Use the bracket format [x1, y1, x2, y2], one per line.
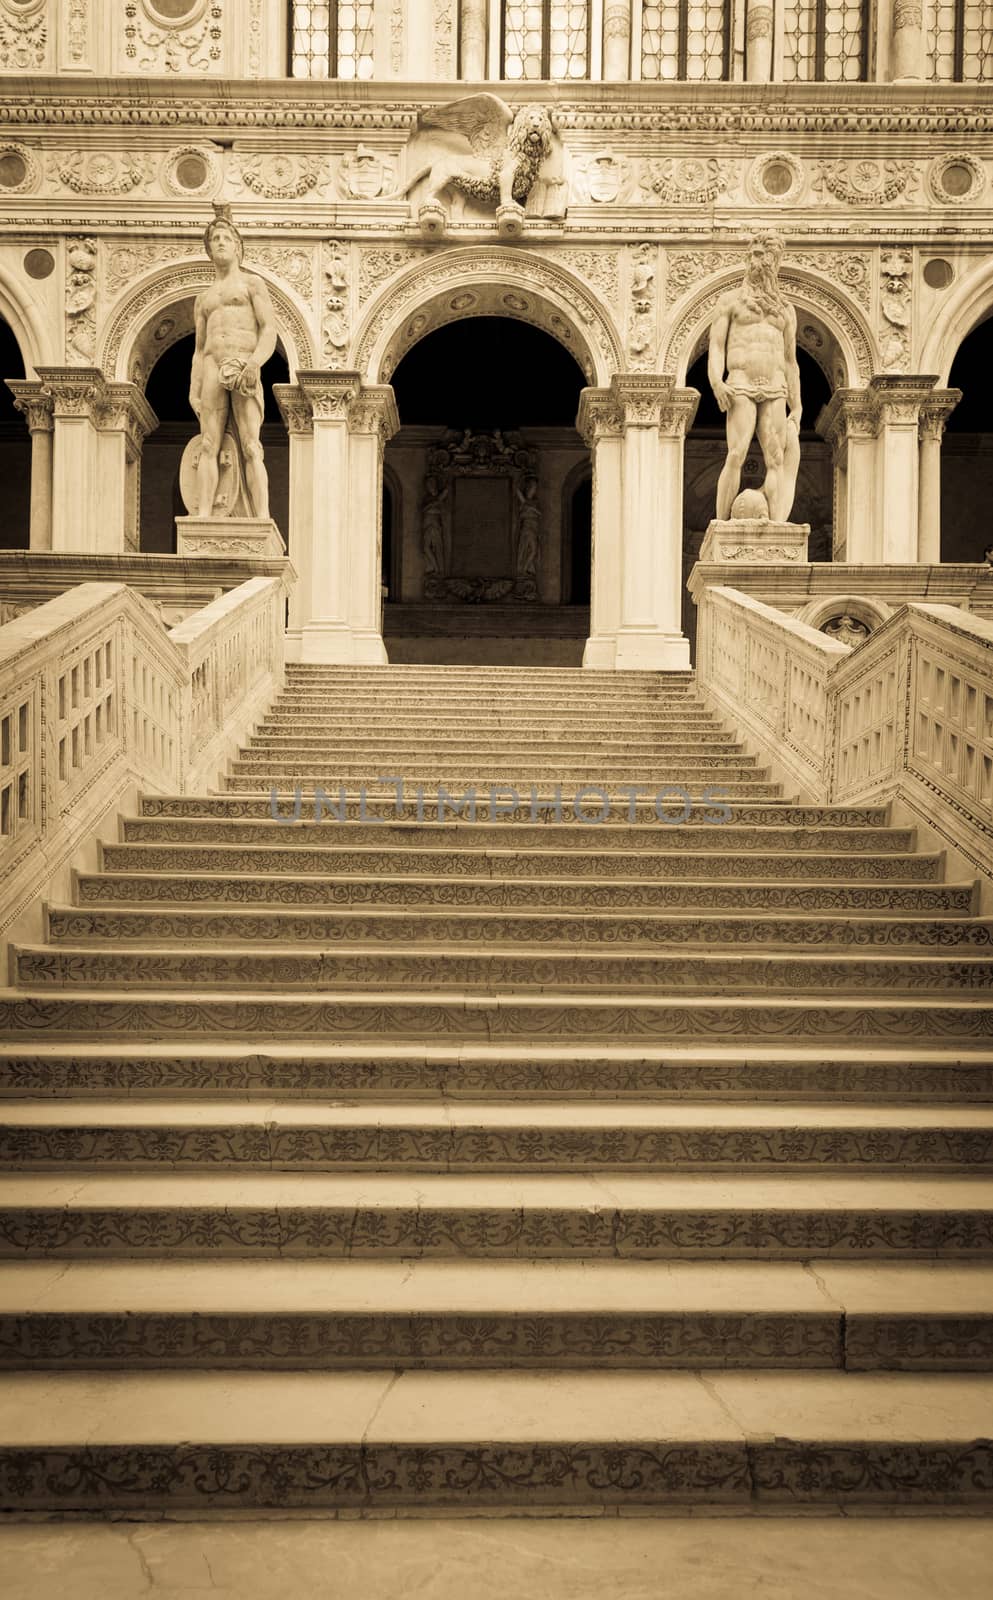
[502, 0, 591, 79]
[290, 1, 375, 80]
[639, 0, 730, 82]
[781, 0, 867, 81]
[926, 0, 993, 80]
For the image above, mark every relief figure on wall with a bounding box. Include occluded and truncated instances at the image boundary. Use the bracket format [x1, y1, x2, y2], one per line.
[189, 205, 276, 520]
[421, 472, 450, 578]
[514, 475, 541, 597]
[707, 231, 802, 522]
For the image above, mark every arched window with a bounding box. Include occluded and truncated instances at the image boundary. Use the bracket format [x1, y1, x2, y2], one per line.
[640, 0, 730, 80]
[289, 1, 375, 80]
[502, 0, 591, 79]
[781, 0, 868, 81]
[927, 0, 993, 80]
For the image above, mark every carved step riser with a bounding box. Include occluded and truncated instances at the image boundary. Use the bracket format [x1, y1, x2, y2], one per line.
[1, 1438, 991, 1514]
[246, 743, 753, 759]
[3, 1311, 990, 1372]
[17, 947, 993, 993]
[98, 848, 942, 883]
[258, 718, 734, 734]
[2, 1206, 990, 1260]
[1, 996, 990, 1045]
[228, 781, 786, 801]
[5, 1125, 991, 1172]
[227, 764, 770, 780]
[47, 908, 993, 952]
[75, 876, 975, 916]
[3, 1055, 992, 1101]
[115, 825, 914, 851]
[137, 799, 895, 828]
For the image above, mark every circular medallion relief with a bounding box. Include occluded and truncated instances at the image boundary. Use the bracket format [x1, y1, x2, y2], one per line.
[747, 151, 805, 205]
[0, 144, 37, 193]
[144, 0, 204, 21]
[928, 154, 985, 204]
[23, 248, 54, 280]
[162, 146, 218, 198]
[923, 258, 954, 290]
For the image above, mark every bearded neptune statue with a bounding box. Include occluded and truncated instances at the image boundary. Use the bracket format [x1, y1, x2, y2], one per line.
[707, 232, 802, 523]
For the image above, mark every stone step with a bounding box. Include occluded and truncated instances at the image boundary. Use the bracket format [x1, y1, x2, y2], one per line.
[225, 759, 772, 782]
[16, 943, 993, 994]
[75, 871, 977, 916]
[258, 713, 736, 734]
[0, 989, 990, 1045]
[0, 1170, 991, 1259]
[136, 796, 895, 828]
[223, 775, 786, 800]
[113, 817, 922, 854]
[5, 1100, 993, 1171]
[46, 903, 993, 952]
[99, 841, 937, 882]
[0, 1368, 991, 1513]
[246, 738, 754, 759]
[2, 1043, 991, 1102]
[1, 1259, 990, 1371]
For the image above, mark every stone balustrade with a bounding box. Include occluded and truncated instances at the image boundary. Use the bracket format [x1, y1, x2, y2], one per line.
[696, 584, 993, 889]
[0, 575, 285, 949]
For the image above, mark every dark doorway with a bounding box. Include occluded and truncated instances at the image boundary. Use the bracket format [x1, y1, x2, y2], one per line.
[0, 319, 29, 550]
[941, 315, 993, 563]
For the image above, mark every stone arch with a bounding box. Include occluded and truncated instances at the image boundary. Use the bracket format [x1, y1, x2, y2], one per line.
[0, 260, 55, 374]
[919, 256, 993, 383]
[98, 260, 316, 388]
[795, 594, 894, 635]
[352, 248, 624, 389]
[661, 267, 876, 390]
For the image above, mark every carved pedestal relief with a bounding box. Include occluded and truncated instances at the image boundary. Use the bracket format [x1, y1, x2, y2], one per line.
[420, 430, 541, 603]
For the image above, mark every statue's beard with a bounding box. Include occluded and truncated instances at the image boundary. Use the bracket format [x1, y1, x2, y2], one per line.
[743, 259, 785, 317]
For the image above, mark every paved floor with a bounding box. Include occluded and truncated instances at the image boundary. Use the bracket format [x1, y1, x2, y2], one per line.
[2, 1516, 993, 1599]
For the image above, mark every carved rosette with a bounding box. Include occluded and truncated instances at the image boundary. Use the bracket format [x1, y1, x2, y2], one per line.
[236, 151, 331, 201]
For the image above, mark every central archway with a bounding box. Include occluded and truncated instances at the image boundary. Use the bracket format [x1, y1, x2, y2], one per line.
[383, 316, 589, 665]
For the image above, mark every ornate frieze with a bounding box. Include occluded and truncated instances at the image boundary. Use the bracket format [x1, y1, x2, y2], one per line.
[123, 0, 225, 75]
[813, 159, 919, 206]
[234, 151, 331, 201]
[338, 145, 399, 201]
[358, 245, 421, 306]
[639, 157, 734, 205]
[878, 249, 912, 374]
[572, 149, 635, 204]
[321, 241, 350, 367]
[65, 237, 98, 364]
[49, 150, 153, 196]
[0, 0, 47, 71]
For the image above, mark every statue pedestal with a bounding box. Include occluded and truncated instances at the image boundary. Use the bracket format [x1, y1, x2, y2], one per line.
[176, 516, 286, 559]
[698, 519, 810, 564]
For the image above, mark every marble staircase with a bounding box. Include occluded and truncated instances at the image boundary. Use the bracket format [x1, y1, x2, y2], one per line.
[1, 663, 992, 1517]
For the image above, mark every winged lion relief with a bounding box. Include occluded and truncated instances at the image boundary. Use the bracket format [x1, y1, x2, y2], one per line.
[401, 93, 568, 239]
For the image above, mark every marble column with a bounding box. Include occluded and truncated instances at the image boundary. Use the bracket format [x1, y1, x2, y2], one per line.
[577, 387, 624, 669]
[612, 374, 696, 672]
[6, 380, 53, 552]
[33, 367, 106, 553]
[817, 389, 880, 563]
[94, 382, 158, 553]
[273, 383, 315, 660]
[603, 0, 632, 80]
[917, 388, 961, 565]
[294, 370, 362, 662]
[346, 386, 399, 665]
[460, 0, 487, 77]
[890, 0, 925, 80]
[870, 376, 937, 565]
[745, 0, 774, 82]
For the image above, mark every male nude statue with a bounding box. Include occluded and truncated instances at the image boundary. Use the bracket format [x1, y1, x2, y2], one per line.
[189, 207, 276, 519]
[707, 232, 802, 522]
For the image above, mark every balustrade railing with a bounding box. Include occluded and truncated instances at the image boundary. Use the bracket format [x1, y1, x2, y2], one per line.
[0, 576, 285, 943]
[696, 585, 993, 882]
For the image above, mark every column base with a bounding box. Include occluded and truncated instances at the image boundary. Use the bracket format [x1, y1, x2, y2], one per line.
[613, 631, 691, 671]
[176, 516, 286, 559]
[296, 622, 388, 664]
[698, 519, 810, 563]
[582, 635, 617, 669]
